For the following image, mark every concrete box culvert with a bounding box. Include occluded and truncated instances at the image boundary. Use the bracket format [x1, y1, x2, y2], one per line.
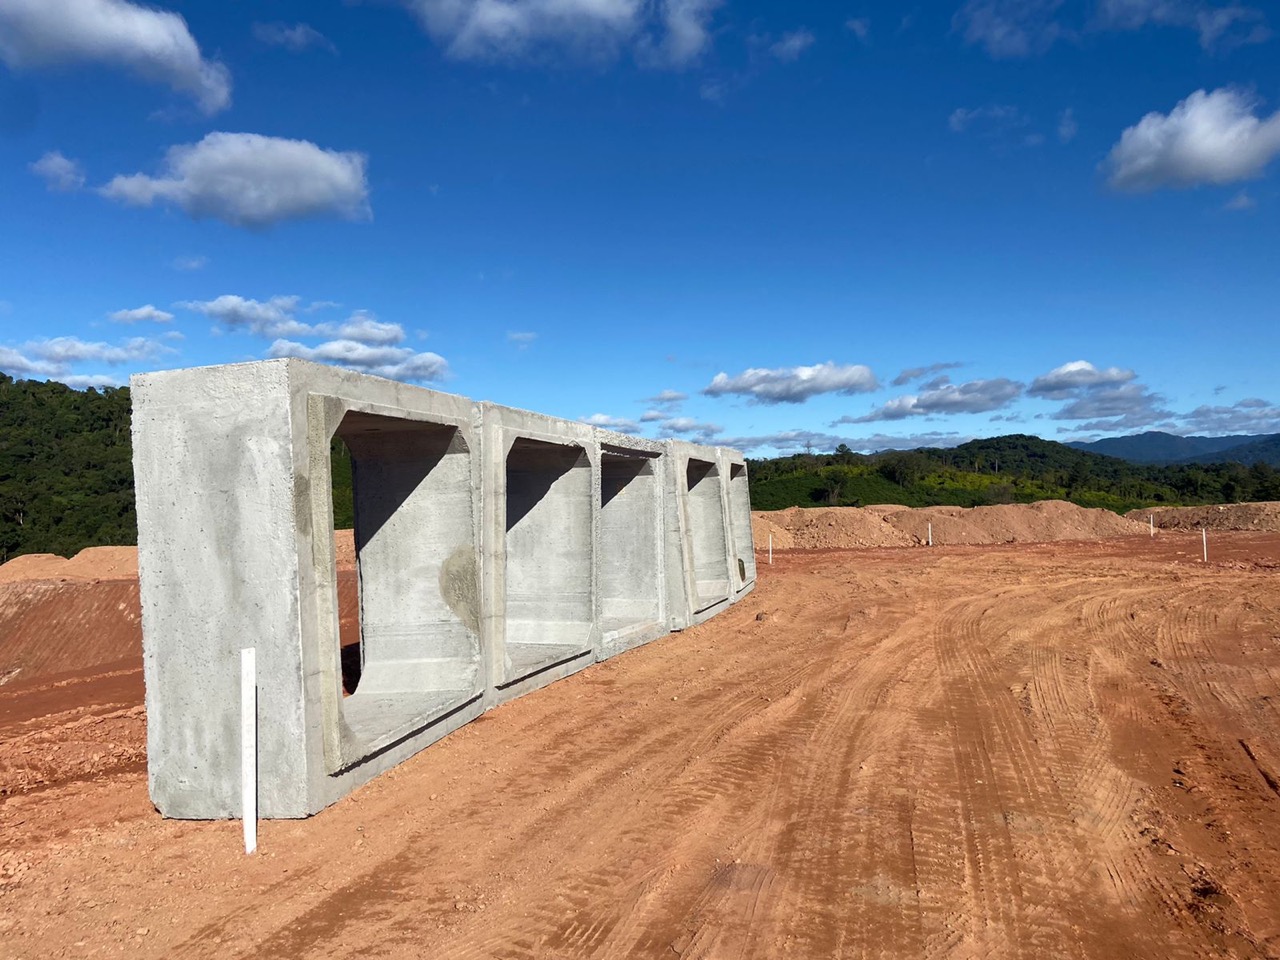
[598, 441, 668, 660]
[132, 360, 753, 819]
[727, 461, 757, 593]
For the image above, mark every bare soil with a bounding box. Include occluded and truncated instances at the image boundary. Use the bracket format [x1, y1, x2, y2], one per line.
[753, 499, 1147, 550]
[3, 519, 1280, 958]
[1130, 501, 1280, 533]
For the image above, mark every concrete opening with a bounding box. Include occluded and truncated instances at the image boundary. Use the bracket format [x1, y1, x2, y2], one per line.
[686, 459, 730, 613]
[328, 434, 363, 695]
[728, 463, 756, 591]
[504, 438, 593, 684]
[335, 411, 481, 757]
[599, 451, 662, 646]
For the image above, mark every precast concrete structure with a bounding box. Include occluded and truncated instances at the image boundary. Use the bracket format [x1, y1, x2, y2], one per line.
[131, 359, 755, 819]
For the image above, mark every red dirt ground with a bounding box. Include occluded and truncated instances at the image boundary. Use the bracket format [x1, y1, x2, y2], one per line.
[2, 513, 1280, 958]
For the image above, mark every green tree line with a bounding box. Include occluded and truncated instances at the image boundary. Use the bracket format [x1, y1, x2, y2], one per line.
[748, 435, 1280, 513]
[4, 377, 1280, 561]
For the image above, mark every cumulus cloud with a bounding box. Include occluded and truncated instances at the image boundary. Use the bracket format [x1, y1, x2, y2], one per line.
[704, 362, 878, 404]
[1179, 397, 1280, 434]
[655, 416, 723, 441]
[646, 389, 688, 405]
[846, 17, 871, 42]
[109, 304, 173, 324]
[0, 0, 231, 113]
[404, 0, 718, 65]
[253, 22, 337, 53]
[172, 255, 208, 271]
[267, 339, 449, 383]
[715, 429, 967, 455]
[1094, 0, 1270, 51]
[581, 413, 642, 434]
[31, 151, 85, 192]
[769, 28, 815, 62]
[892, 362, 964, 387]
[100, 132, 371, 229]
[639, 409, 668, 422]
[180, 296, 406, 345]
[1028, 360, 1136, 399]
[642, 0, 722, 67]
[1105, 88, 1280, 191]
[952, 0, 1067, 58]
[837, 377, 1024, 423]
[1051, 382, 1170, 424]
[0, 335, 170, 386]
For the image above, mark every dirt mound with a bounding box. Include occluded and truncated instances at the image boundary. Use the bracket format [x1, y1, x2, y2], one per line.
[0, 547, 138, 584]
[1130, 501, 1280, 533]
[754, 500, 1147, 550]
[0, 579, 142, 686]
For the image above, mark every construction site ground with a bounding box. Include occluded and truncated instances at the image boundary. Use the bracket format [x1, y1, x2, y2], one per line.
[3, 505, 1280, 959]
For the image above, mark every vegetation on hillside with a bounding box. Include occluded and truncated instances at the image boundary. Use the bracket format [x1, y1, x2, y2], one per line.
[0, 375, 135, 562]
[4, 377, 1280, 561]
[748, 435, 1280, 513]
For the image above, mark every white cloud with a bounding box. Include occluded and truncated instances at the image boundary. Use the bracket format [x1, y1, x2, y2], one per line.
[645, 388, 687, 408]
[581, 413, 642, 434]
[642, 0, 722, 67]
[508, 331, 537, 348]
[837, 378, 1024, 423]
[180, 296, 405, 344]
[267, 339, 449, 383]
[0, 0, 230, 113]
[705, 362, 879, 404]
[714, 429, 967, 455]
[1053, 383, 1172, 428]
[1058, 107, 1078, 143]
[181, 295, 307, 337]
[100, 132, 371, 229]
[769, 28, 815, 62]
[657, 416, 723, 437]
[406, 0, 639, 61]
[1224, 189, 1256, 210]
[253, 22, 337, 54]
[1105, 88, 1280, 191]
[1095, 0, 1270, 51]
[110, 304, 173, 324]
[0, 335, 170, 385]
[172, 254, 208, 271]
[952, 0, 1066, 58]
[59, 374, 126, 389]
[1179, 397, 1280, 434]
[639, 409, 668, 422]
[846, 18, 871, 42]
[949, 104, 1021, 133]
[31, 151, 85, 192]
[892, 362, 964, 387]
[1028, 360, 1136, 399]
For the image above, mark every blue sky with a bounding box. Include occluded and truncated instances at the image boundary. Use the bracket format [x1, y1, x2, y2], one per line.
[1, 0, 1278, 455]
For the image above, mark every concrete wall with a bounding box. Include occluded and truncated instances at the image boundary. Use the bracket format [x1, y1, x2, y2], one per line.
[132, 359, 754, 819]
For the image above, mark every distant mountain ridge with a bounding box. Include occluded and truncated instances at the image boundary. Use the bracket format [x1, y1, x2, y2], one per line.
[1066, 431, 1279, 465]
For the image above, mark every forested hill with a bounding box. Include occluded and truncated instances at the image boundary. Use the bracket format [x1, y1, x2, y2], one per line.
[4, 376, 1280, 560]
[1066, 430, 1279, 464]
[747, 434, 1280, 513]
[0, 374, 134, 561]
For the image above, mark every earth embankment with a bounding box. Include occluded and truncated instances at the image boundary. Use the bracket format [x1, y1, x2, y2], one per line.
[753, 499, 1148, 550]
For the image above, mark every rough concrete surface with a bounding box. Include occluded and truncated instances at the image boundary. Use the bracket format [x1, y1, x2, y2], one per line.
[130, 359, 755, 819]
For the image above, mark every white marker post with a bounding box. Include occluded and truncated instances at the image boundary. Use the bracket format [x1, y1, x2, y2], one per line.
[1202, 528, 1208, 563]
[768, 533, 773, 565]
[241, 647, 258, 855]
[1150, 514, 1154, 538]
[928, 522, 933, 547]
